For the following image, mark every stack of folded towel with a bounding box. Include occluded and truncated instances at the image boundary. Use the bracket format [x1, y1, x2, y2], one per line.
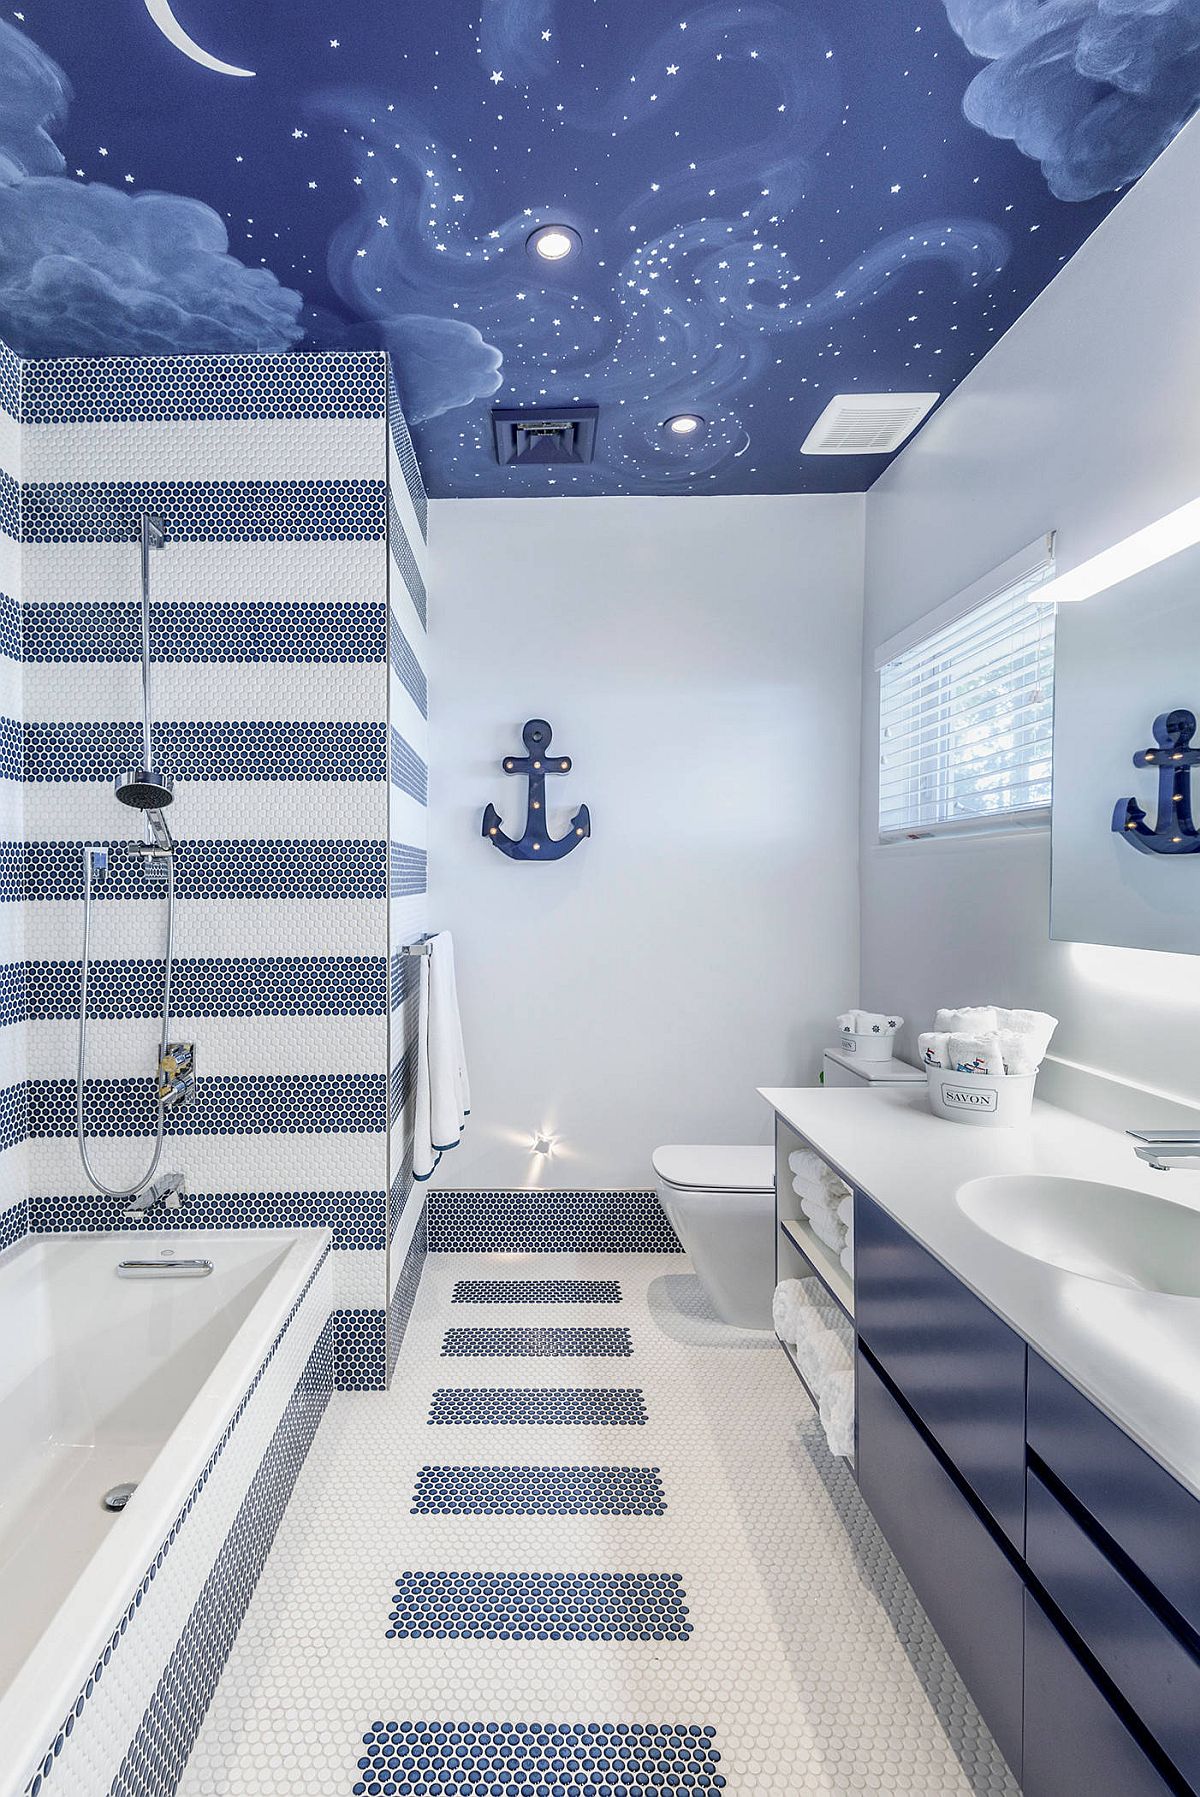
[772, 1277, 855, 1459]
[789, 1147, 855, 1276]
[918, 1005, 1058, 1078]
[836, 1009, 902, 1038]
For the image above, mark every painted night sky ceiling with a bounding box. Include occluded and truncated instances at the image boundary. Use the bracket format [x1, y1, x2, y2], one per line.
[1, 2, 1198, 496]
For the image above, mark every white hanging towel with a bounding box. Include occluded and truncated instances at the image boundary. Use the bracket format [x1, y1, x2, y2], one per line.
[412, 933, 471, 1182]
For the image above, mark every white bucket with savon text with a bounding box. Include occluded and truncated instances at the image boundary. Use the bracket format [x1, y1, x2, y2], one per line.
[927, 1068, 1037, 1128]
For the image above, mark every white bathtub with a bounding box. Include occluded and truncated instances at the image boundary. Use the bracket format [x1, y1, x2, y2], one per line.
[0, 1228, 332, 1797]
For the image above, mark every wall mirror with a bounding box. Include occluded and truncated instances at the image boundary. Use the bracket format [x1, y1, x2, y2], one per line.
[1051, 527, 1200, 953]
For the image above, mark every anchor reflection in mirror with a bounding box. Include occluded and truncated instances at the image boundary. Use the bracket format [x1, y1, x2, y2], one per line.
[1113, 708, 1200, 855]
[483, 718, 591, 862]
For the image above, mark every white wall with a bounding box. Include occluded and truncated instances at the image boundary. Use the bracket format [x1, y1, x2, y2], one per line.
[429, 493, 864, 1189]
[860, 117, 1200, 1128]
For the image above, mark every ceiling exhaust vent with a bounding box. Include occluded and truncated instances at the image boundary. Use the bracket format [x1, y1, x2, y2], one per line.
[492, 405, 599, 466]
[801, 392, 939, 456]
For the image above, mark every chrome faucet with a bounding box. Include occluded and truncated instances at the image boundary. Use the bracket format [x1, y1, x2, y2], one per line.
[123, 1170, 187, 1219]
[1128, 1130, 1200, 1172]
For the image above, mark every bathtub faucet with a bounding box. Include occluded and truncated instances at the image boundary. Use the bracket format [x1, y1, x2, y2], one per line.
[123, 1171, 187, 1219]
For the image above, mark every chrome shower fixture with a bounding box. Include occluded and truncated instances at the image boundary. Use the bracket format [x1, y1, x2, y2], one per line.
[76, 508, 191, 1206]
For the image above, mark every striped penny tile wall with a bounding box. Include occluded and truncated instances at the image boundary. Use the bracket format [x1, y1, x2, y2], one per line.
[1, 340, 430, 1387]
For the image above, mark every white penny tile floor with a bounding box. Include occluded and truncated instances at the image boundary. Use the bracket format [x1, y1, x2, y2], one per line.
[179, 1252, 1019, 1796]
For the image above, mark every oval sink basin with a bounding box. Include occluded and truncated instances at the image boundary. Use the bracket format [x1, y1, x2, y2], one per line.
[955, 1175, 1200, 1297]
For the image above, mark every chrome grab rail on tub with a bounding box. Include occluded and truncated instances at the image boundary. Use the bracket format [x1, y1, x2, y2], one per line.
[116, 1257, 213, 1279]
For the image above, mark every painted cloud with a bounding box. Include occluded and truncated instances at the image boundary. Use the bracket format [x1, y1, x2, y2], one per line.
[380, 316, 504, 424]
[0, 20, 303, 358]
[944, 0, 1200, 200]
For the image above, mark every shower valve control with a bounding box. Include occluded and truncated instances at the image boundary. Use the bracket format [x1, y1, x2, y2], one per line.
[158, 1041, 196, 1109]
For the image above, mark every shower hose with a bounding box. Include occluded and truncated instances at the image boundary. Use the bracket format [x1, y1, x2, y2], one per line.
[76, 845, 177, 1198]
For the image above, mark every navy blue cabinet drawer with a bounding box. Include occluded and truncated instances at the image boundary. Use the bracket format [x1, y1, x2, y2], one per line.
[1024, 1591, 1177, 1797]
[1028, 1353, 1200, 1643]
[1027, 1466, 1200, 1789]
[854, 1192, 1026, 1548]
[856, 1348, 1023, 1778]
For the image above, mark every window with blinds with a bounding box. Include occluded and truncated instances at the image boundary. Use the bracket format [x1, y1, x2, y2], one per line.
[877, 552, 1056, 841]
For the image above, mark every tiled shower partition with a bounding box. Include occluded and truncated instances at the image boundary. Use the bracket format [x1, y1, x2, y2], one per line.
[1, 342, 429, 1387]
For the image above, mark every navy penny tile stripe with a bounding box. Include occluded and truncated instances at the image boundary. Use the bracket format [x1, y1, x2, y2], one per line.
[336, 1308, 387, 1392]
[409, 1465, 667, 1516]
[21, 349, 385, 425]
[0, 592, 19, 662]
[391, 729, 428, 804]
[353, 1722, 721, 1796]
[427, 1388, 647, 1427]
[390, 842, 427, 899]
[0, 342, 17, 422]
[31, 1189, 386, 1249]
[22, 601, 386, 665]
[388, 368, 428, 540]
[0, 1082, 27, 1151]
[28, 1073, 386, 1139]
[428, 1191, 682, 1255]
[441, 1327, 633, 1359]
[452, 1278, 622, 1305]
[390, 1039, 417, 1128]
[22, 838, 387, 902]
[389, 613, 428, 717]
[0, 718, 19, 781]
[22, 478, 386, 544]
[389, 491, 428, 628]
[386, 1572, 691, 1642]
[0, 961, 24, 1027]
[0, 1198, 26, 1255]
[390, 949, 419, 1013]
[26, 955, 386, 1020]
[389, 1143, 415, 1245]
[24, 720, 386, 783]
[0, 470, 17, 542]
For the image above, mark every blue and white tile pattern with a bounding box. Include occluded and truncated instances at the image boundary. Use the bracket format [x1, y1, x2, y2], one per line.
[385, 1572, 692, 1642]
[427, 1388, 648, 1427]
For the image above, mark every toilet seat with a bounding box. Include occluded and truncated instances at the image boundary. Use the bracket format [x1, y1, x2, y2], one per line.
[651, 1144, 774, 1194]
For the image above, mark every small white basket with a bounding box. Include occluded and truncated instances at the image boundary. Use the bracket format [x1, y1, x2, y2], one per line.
[839, 1029, 894, 1063]
[926, 1067, 1037, 1128]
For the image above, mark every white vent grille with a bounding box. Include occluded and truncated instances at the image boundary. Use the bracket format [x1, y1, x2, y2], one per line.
[801, 392, 939, 456]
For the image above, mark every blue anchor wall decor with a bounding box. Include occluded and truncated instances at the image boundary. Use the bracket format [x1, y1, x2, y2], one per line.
[483, 719, 591, 862]
[1112, 709, 1200, 855]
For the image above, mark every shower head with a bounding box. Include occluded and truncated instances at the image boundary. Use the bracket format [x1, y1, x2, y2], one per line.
[114, 769, 174, 811]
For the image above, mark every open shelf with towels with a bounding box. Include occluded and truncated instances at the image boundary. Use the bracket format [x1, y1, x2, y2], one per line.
[779, 1217, 854, 1320]
[773, 1109, 855, 1321]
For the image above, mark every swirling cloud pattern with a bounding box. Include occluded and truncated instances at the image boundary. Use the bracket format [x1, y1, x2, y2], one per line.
[2, 0, 1191, 491]
[0, 20, 302, 359]
[943, 0, 1200, 200]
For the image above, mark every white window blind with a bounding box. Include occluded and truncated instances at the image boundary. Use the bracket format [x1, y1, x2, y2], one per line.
[877, 547, 1056, 841]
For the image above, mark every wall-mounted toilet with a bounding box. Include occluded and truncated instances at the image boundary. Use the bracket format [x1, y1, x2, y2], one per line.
[652, 1144, 775, 1330]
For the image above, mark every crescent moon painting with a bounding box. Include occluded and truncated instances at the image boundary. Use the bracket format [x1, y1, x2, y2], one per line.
[142, 0, 254, 76]
[0, 0, 1195, 495]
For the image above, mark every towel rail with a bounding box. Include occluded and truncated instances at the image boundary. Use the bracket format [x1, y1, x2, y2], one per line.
[401, 937, 435, 957]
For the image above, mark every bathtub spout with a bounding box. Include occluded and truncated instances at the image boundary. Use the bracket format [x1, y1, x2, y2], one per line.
[123, 1171, 186, 1219]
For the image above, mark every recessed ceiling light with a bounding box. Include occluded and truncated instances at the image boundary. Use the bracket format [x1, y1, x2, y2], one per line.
[664, 413, 704, 436]
[527, 224, 580, 262]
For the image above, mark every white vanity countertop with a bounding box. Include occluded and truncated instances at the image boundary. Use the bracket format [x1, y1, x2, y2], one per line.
[761, 1083, 1200, 1500]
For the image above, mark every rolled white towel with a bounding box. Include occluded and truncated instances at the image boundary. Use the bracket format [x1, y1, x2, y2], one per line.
[835, 1194, 853, 1232]
[800, 1196, 847, 1255]
[819, 1368, 855, 1459]
[996, 1007, 1058, 1064]
[841, 1010, 902, 1036]
[788, 1147, 828, 1183]
[839, 1241, 854, 1278]
[936, 1006, 1000, 1035]
[772, 1279, 808, 1344]
[835, 1012, 856, 1032]
[949, 1031, 1006, 1076]
[918, 1030, 951, 1069]
[996, 1027, 1040, 1076]
[794, 1312, 852, 1392]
